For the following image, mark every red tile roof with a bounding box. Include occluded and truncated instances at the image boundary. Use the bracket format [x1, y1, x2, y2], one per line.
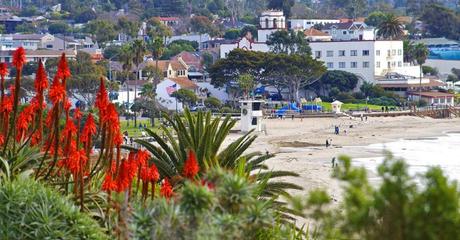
[304, 28, 330, 37]
[170, 77, 197, 89]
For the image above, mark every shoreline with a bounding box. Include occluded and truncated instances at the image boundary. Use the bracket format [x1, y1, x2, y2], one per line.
[226, 116, 460, 203]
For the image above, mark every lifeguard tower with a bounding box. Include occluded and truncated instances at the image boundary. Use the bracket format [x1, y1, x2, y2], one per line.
[240, 100, 264, 132]
[331, 100, 343, 113]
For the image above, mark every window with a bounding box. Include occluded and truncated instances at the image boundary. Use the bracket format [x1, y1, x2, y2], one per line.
[339, 62, 346, 68]
[398, 49, 402, 55]
[339, 50, 345, 56]
[326, 50, 333, 57]
[327, 62, 334, 68]
[315, 51, 322, 58]
[391, 61, 396, 67]
[350, 50, 357, 56]
[363, 62, 370, 68]
[376, 50, 380, 56]
[343, 31, 347, 35]
[376, 61, 381, 68]
[349, 30, 354, 34]
[46, 44, 53, 48]
[387, 50, 391, 56]
[392, 49, 396, 55]
[398, 61, 402, 67]
[4, 57, 9, 63]
[362, 50, 370, 56]
[350, 62, 357, 68]
[387, 62, 391, 68]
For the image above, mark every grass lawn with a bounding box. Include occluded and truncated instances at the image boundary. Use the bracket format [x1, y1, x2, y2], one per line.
[317, 102, 389, 111]
[120, 118, 163, 138]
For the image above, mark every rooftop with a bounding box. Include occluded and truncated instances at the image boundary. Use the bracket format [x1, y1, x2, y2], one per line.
[304, 28, 330, 37]
[407, 91, 455, 97]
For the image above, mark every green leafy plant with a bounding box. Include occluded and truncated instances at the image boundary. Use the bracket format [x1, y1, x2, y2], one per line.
[301, 153, 460, 240]
[0, 178, 108, 239]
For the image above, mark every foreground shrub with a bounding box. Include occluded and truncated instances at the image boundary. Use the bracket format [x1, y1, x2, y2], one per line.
[130, 169, 299, 239]
[299, 154, 460, 239]
[0, 178, 107, 239]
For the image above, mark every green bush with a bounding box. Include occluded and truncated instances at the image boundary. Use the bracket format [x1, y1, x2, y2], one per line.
[130, 170, 299, 239]
[300, 154, 460, 239]
[0, 179, 107, 239]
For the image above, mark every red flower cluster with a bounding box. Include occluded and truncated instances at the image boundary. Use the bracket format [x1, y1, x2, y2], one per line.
[34, 60, 48, 96]
[160, 178, 174, 199]
[183, 149, 199, 179]
[0, 62, 8, 77]
[48, 76, 65, 105]
[16, 100, 38, 141]
[12, 47, 26, 70]
[56, 53, 71, 80]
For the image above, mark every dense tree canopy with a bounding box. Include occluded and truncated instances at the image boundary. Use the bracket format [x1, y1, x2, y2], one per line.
[420, 4, 460, 40]
[267, 30, 311, 55]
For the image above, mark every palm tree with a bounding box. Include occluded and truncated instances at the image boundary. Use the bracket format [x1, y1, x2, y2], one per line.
[403, 40, 415, 63]
[377, 14, 404, 40]
[132, 39, 147, 127]
[133, 109, 302, 220]
[414, 43, 429, 100]
[119, 44, 134, 126]
[149, 37, 165, 90]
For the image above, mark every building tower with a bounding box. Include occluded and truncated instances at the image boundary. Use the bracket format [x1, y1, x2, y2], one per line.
[257, 10, 285, 43]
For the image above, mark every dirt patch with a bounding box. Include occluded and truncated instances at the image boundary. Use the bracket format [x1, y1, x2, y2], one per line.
[276, 141, 324, 148]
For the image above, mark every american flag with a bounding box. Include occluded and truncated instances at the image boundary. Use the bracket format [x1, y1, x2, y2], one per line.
[166, 84, 177, 95]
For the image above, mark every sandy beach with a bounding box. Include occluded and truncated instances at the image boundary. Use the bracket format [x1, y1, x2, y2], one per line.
[227, 116, 460, 202]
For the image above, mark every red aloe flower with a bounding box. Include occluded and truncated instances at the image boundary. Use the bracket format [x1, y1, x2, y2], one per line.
[102, 173, 117, 192]
[56, 53, 71, 80]
[67, 149, 88, 176]
[16, 102, 37, 141]
[0, 62, 8, 77]
[1, 94, 13, 114]
[137, 150, 150, 167]
[149, 164, 160, 182]
[116, 159, 137, 192]
[62, 119, 77, 137]
[12, 47, 26, 70]
[73, 108, 82, 120]
[160, 178, 173, 199]
[81, 113, 96, 144]
[182, 149, 199, 179]
[34, 60, 48, 95]
[95, 78, 109, 113]
[48, 76, 65, 105]
[0, 134, 4, 145]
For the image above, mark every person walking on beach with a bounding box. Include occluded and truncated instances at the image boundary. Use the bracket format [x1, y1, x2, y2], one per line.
[326, 139, 330, 148]
[331, 157, 336, 168]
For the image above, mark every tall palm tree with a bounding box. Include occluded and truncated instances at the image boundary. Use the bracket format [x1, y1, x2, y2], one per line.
[403, 40, 415, 63]
[132, 39, 147, 127]
[377, 14, 404, 40]
[149, 37, 165, 90]
[119, 44, 134, 126]
[414, 43, 429, 100]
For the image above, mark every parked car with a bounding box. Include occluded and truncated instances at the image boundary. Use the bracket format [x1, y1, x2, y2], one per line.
[190, 104, 206, 111]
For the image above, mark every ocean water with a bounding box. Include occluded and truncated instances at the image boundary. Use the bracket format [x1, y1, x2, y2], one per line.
[429, 49, 460, 60]
[352, 133, 460, 182]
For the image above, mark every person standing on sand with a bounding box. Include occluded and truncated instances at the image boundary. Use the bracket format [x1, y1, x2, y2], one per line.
[331, 157, 336, 168]
[326, 139, 330, 148]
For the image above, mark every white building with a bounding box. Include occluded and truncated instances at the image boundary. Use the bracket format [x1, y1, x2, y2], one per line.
[310, 40, 421, 82]
[321, 22, 375, 41]
[220, 35, 269, 59]
[218, 10, 421, 84]
[0, 33, 55, 50]
[289, 19, 340, 31]
[258, 10, 286, 43]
